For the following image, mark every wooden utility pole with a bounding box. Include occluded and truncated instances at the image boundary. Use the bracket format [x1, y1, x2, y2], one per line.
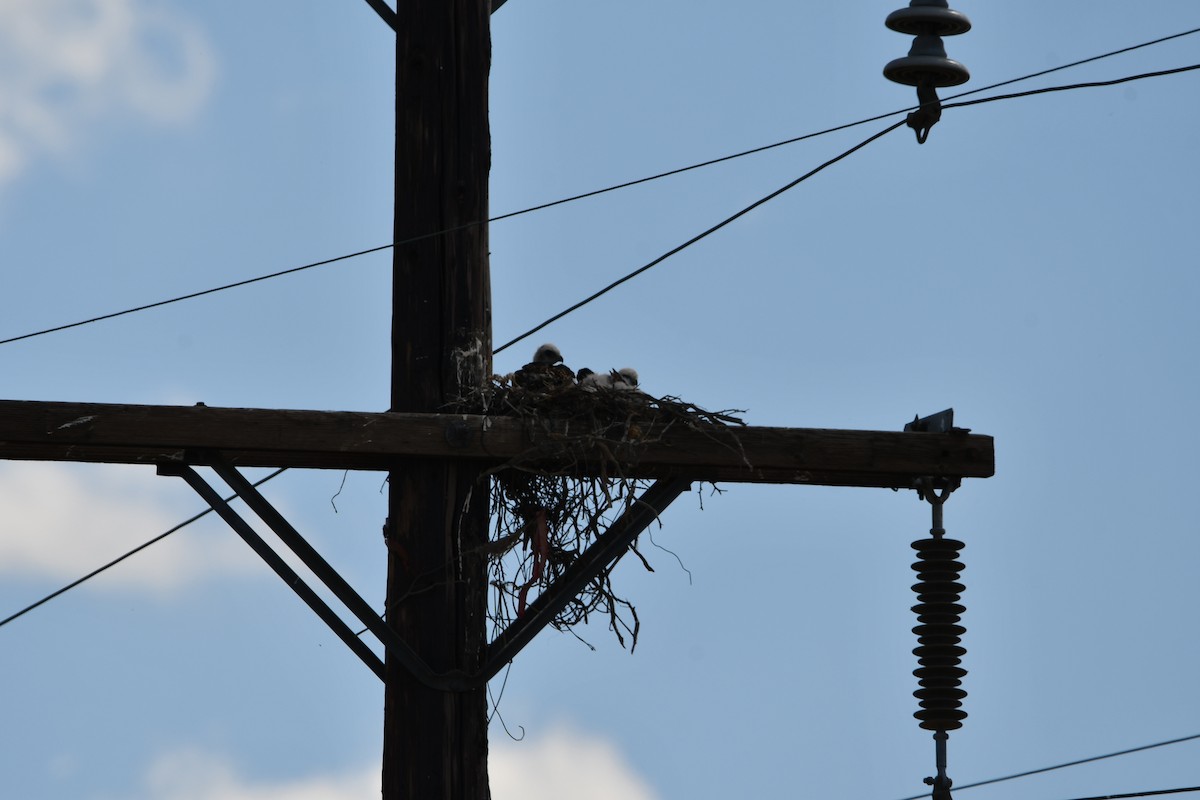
[384, 0, 493, 797]
[0, 5, 997, 797]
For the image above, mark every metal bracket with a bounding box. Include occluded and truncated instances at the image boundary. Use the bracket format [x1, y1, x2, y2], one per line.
[905, 408, 956, 434]
[159, 453, 689, 690]
[903, 409, 968, 496]
[908, 83, 943, 144]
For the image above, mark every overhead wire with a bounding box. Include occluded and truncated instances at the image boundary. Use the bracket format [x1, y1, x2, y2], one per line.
[0, 122, 907, 632]
[2, 30, 1199, 800]
[943, 25, 1200, 103]
[497, 24, 1200, 221]
[1058, 787, 1200, 800]
[943, 63, 1200, 112]
[4, 32, 1200, 627]
[9, 487, 1200, 796]
[0, 244, 394, 347]
[2, 51, 1189, 623]
[493, 118, 908, 354]
[0, 467, 287, 631]
[891, 732, 1200, 800]
[492, 60, 1200, 353]
[1, 26, 1197, 351]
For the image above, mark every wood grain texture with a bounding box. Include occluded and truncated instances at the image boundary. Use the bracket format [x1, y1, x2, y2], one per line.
[384, 0, 493, 795]
[0, 399, 994, 487]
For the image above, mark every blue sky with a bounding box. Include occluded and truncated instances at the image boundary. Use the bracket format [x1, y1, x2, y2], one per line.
[2, 1, 1199, 798]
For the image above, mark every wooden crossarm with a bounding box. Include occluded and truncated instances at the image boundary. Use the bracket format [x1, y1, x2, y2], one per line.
[0, 399, 994, 488]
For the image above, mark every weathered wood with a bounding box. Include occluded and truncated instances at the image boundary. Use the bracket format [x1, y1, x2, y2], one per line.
[384, 0, 492, 796]
[0, 399, 994, 487]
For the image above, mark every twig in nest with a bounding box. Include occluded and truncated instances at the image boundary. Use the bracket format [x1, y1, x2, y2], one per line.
[457, 378, 741, 651]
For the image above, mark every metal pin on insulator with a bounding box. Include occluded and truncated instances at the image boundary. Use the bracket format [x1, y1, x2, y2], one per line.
[883, 1, 972, 143]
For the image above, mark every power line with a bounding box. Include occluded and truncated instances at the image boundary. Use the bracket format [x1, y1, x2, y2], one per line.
[3, 58, 1199, 620]
[892, 732, 1200, 800]
[943, 63, 1200, 112]
[1060, 787, 1200, 800]
[1, 62, 1194, 624]
[0, 467, 287, 631]
[501, 25, 1200, 221]
[2, 28, 1196, 351]
[0, 245, 394, 347]
[494, 118, 908, 355]
[943, 25, 1200, 104]
[493, 59, 1200, 353]
[0, 123, 910, 629]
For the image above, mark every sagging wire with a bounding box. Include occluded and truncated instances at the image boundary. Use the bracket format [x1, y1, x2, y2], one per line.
[5, 45, 1200, 637]
[943, 63, 1200, 113]
[1057, 787, 1200, 800]
[890, 732, 1200, 800]
[493, 59, 1200, 353]
[1, 28, 1196, 351]
[0, 467, 287, 631]
[493, 118, 908, 354]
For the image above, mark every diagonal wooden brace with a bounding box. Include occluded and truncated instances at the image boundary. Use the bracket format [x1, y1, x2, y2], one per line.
[157, 461, 388, 681]
[161, 456, 689, 687]
[483, 478, 692, 677]
[163, 455, 479, 690]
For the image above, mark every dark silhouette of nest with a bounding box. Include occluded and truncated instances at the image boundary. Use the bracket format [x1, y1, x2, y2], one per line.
[452, 378, 745, 651]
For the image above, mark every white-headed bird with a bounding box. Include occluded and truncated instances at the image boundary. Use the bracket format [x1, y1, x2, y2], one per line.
[612, 367, 640, 392]
[512, 342, 576, 392]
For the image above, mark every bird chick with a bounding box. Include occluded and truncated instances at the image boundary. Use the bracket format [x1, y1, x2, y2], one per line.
[578, 367, 612, 391]
[612, 367, 640, 392]
[532, 343, 563, 366]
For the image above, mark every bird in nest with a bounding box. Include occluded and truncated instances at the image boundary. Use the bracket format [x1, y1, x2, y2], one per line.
[512, 342, 576, 392]
[579, 366, 640, 392]
[611, 367, 640, 391]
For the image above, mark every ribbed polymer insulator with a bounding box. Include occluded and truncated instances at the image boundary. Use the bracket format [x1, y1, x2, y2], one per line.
[911, 536, 967, 731]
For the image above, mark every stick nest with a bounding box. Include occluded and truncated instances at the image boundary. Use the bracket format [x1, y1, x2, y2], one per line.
[452, 379, 745, 651]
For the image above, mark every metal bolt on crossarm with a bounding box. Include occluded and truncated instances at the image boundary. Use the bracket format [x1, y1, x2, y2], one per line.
[884, 0, 972, 143]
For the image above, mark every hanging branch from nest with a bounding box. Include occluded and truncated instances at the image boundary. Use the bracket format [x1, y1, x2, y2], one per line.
[452, 378, 745, 651]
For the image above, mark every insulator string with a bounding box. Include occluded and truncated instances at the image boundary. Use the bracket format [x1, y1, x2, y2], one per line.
[911, 535, 968, 731]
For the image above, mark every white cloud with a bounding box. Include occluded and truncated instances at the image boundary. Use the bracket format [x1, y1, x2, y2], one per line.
[145, 750, 377, 800]
[0, 461, 256, 591]
[491, 723, 661, 800]
[0, 0, 216, 185]
[137, 725, 660, 800]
